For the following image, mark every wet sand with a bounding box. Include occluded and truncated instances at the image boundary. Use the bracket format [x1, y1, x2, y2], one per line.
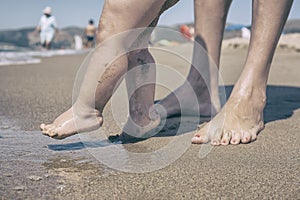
[0, 45, 299, 199]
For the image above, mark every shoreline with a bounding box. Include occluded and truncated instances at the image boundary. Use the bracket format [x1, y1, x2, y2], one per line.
[1, 33, 300, 67]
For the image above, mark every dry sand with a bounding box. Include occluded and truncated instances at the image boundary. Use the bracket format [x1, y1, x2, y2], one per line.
[222, 33, 300, 52]
[0, 44, 299, 199]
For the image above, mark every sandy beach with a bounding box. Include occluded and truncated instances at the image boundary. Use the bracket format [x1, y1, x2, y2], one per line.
[0, 43, 299, 199]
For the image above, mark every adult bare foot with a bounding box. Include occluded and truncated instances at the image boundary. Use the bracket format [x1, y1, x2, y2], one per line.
[191, 0, 293, 146]
[156, 81, 221, 118]
[190, 0, 294, 146]
[40, 106, 103, 139]
[191, 85, 265, 145]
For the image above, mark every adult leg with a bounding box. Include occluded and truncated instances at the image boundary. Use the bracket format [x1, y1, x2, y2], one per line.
[45, 33, 54, 50]
[192, 0, 293, 145]
[157, 0, 232, 118]
[40, 0, 168, 139]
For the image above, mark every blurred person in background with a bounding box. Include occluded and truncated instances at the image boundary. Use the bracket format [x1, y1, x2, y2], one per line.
[84, 19, 97, 48]
[35, 6, 58, 50]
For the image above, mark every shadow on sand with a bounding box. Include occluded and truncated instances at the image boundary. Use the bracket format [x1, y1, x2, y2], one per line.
[48, 85, 300, 151]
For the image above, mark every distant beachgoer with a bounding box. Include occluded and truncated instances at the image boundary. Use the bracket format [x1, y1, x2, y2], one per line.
[74, 35, 83, 50]
[179, 24, 192, 40]
[241, 27, 251, 39]
[84, 19, 97, 48]
[35, 6, 58, 50]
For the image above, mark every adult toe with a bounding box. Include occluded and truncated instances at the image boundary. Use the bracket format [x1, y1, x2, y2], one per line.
[221, 130, 231, 145]
[241, 131, 251, 144]
[230, 131, 241, 145]
[210, 128, 222, 146]
[191, 123, 209, 144]
[250, 130, 257, 142]
[191, 132, 209, 144]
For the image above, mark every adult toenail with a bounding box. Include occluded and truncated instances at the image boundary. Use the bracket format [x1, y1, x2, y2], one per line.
[231, 140, 239, 144]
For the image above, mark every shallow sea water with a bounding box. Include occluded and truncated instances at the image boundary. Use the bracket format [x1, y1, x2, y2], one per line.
[0, 115, 114, 199]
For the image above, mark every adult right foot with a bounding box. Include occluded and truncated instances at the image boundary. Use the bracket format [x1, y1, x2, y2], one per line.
[191, 84, 266, 145]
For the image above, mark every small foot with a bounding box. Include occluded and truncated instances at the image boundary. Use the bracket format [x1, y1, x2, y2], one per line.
[40, 107, 103, 139]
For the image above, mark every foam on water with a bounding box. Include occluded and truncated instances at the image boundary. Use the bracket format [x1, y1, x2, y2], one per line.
[0, 49, 89, 66]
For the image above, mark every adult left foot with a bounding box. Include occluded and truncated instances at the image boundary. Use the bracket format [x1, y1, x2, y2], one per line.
[155, 81, 221, 119]
[191, 85, 266, 145]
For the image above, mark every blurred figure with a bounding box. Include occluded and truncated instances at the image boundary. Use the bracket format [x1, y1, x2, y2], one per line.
[35, 6, 58, 50]
[241, 27, 251, 39]
[179, 24, 192, 40]
[74, 35, 83, 50]
[84, 19, 97, 48]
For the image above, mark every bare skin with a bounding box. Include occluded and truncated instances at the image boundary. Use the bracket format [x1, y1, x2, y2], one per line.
[192, 0, 293, 145]
[121, 1, 179, 139]
[41, 0, 293, 145]
[124, 47, 160, 138]
[156, 0, 232, 118]
[41, 0, 177, 139]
